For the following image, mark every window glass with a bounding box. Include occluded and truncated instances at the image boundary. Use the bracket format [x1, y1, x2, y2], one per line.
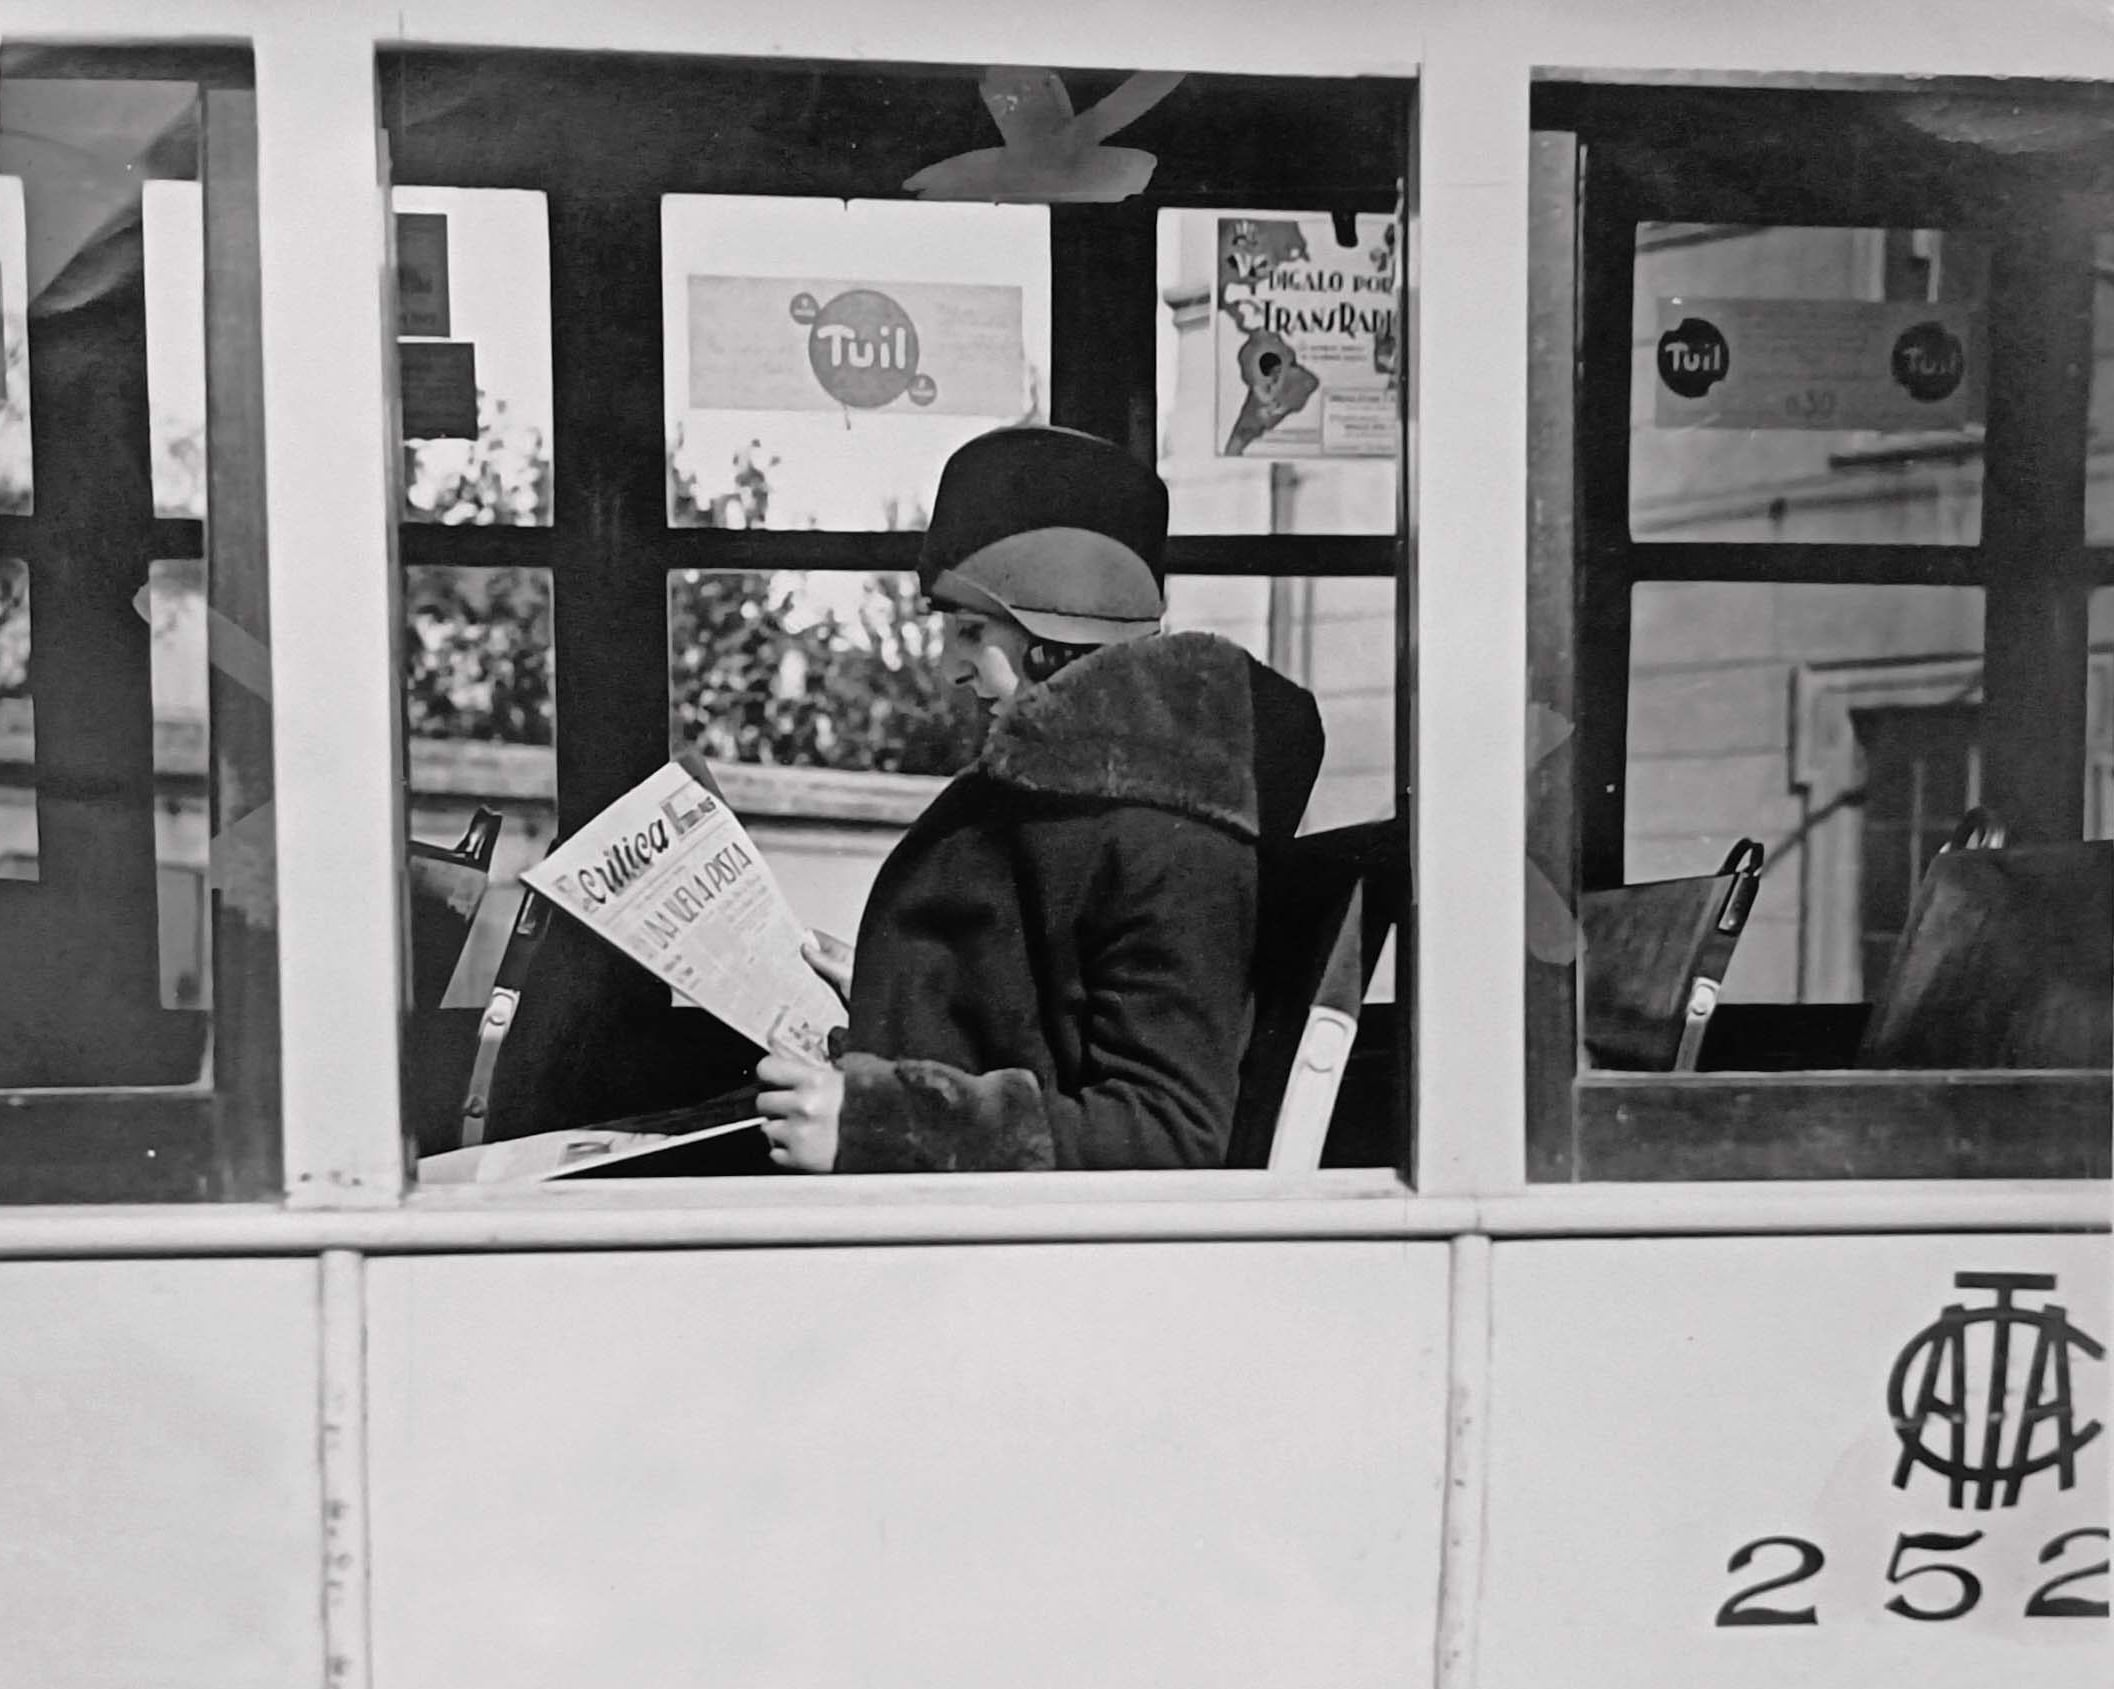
[147, 559, 208, 1006]
[404, 564, 557, 1007]
[1164, 574, 1396, 833]
[0, 62, 278, 1181]
[659, 568, 968, 958]
[1155, 208, 1398, 536]
[395, 53, 1411, 1180]
[1624, 582, 1984, 1009]
[1534, 83, 2109, 1184]
[1168, 571, 1400, 1013]
[660, 562, 1396, 1000]
[395, 187, 554, 525]
[662, 195, 1050, 529]
[668, 569, 979, 778]
[2086, 238, 2114, 545]
[1631, 224, 1987, 545]
[2092, 584, 2114, 840]
[660, 574, 1395, 818]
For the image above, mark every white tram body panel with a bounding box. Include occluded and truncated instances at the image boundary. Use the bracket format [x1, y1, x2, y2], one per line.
[0, 1259, 326, 1689]
[365, 1243, 1449, 1689]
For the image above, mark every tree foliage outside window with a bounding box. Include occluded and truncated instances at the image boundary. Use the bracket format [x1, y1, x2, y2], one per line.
[405, 564, 555, 745]
[669, 568, 982, 775]
[405, 396, 983, 775]
[406, 395, 553, 527]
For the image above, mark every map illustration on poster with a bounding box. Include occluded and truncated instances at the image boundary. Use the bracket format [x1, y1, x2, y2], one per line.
[1213, 213, 1398, 459]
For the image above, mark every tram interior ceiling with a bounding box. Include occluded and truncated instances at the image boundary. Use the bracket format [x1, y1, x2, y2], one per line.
[1531, 79, 2114, 1183]
[373, 52, 1417, 1182]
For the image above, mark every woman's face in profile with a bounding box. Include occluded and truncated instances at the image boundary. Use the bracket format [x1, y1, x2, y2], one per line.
[941, 609, 1033, 710]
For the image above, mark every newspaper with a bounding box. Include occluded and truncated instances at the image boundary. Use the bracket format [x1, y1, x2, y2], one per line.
[419, 1117, 764, 1185]
[519, 756, 846, 1063]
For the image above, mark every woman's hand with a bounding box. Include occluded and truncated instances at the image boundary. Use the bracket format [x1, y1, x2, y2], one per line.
[756, 1052, 843, 1173]
[802, 929, 854, 1006]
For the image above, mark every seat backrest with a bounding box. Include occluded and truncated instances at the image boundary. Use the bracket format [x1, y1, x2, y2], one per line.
[405, 806, 503, 1009]
[1227, 817, 1406, 1171]
[452, 880, 556, 1147]
[1579, 839, 1764, 1071]
[1858, 828, 2113, 1070]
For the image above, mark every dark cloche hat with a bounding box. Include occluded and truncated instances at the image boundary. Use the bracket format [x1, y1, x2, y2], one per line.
[919, 425, 1169, 646]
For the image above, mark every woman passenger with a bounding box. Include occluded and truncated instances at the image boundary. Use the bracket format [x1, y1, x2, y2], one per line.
[755, 425, 1323, 1172]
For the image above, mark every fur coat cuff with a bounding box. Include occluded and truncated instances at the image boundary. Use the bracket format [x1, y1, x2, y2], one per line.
[835, 1053, 1057, 1173]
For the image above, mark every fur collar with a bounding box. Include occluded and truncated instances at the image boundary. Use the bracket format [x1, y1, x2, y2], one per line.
[977, 631, 1288, 840]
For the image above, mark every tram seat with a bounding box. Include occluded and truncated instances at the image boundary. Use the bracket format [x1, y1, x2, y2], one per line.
[406, 806, 503, 1009]
[1227, 817, 1408, 1171]
[1857, 812, 2113, 1071]
[1580, 839, 1765, 1071]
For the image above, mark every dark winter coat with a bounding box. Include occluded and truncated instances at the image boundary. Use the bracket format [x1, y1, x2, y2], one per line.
[834, 630, 1323, 1173]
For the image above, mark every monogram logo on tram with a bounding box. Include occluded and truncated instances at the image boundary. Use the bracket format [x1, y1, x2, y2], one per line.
[1888, 1271, 2104, 1511]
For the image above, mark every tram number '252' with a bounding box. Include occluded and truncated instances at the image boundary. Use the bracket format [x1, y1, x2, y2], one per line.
[1714, 1528, 2109, 1626]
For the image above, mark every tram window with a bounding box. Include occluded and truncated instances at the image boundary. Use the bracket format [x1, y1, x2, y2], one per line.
[395, 188, 553, 526]
[1530, 81, 2112, 1184]
[1155, 210, 1398, 537]
[662, 196, 1050, 531]
[1630, 224, 1986, 545]
[388, 50, 1412, 1180]
[0, 48, 280, 1200]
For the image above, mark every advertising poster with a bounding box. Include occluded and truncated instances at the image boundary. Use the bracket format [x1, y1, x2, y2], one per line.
[1213, 213, 1399, 459]
[395, 212, 452, 339]
[687, 276, 1024, 418]
[1654, 297, 1980, 432]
